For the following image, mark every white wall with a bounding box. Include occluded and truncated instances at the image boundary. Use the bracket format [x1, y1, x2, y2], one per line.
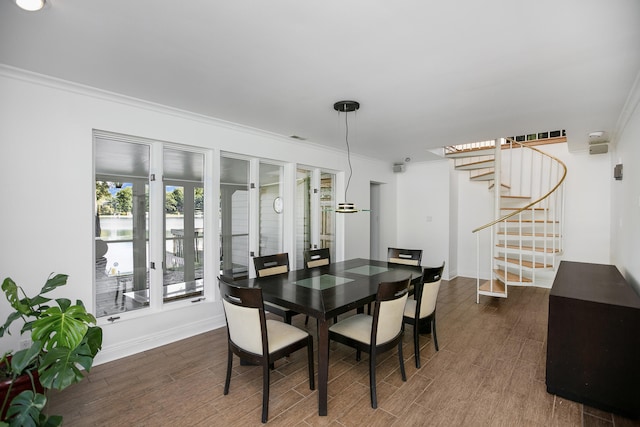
[0, 68, 397, 362]
[455, 162, 494, 279]
[396, 160, 451, 278]
[610, 82, 640, 294]
[544, 143, 611, 264]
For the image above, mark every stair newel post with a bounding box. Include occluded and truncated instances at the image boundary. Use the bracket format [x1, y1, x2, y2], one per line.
[494, 138, 503, 292]
[476, 233, 480, 304]
[519, 212, 523, 283]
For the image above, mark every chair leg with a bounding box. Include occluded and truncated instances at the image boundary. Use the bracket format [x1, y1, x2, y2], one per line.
[414, 322, 421, 368]
[307, 336, 315, 390]
[224, 348, 233, 395]
[356, 349, 361, 362]
[369, 350, 377, 409]
[432, 313, 439, 351]
[398, 340, 407, 381]
[261, 362, 270, 423]
[285, 313, 292, 324]
[305, 315, 309, 325]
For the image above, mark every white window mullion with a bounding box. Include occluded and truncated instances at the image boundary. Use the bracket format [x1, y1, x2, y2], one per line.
[310, 168, 321, 249]
[283, 163, 296, 265]
[206, 149, 219, 301]
[248, 159, 260, 278]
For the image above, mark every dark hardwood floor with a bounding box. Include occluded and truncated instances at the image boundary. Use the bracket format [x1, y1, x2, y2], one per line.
[48, 277, 640, 426]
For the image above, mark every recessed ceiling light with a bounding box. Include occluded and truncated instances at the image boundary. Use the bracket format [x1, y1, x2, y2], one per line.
[15, 0, 46, 11]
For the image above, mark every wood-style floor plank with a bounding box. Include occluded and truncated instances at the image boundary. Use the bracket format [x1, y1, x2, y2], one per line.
[47, 277, 640, 426]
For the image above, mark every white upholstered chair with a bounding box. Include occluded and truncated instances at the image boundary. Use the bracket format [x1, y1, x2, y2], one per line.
[387, 247, 423, 266]
[219, 277, 314, 423]
[303, 248, 330, 269]
[329, 276, 411, 408]
[252, 253, 300, 324]
[403, 262, 445, 368]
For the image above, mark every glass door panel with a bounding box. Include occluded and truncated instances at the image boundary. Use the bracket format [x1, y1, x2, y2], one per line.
[320, 172, 336, 260]
[295, 169, 312, 270]
[95, 139, 150, 317]
[259, 162, 283, 256]
[163, 147, 204, 303]
[220, 157, 250, 279]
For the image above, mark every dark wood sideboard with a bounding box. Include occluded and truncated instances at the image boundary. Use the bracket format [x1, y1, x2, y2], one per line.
[546, 261, 640, 418]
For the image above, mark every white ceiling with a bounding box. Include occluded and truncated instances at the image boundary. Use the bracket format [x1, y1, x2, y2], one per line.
[1, 0, 639, 163]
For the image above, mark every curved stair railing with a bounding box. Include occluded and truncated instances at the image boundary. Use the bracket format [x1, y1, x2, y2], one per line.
[473, 138, 567, 303]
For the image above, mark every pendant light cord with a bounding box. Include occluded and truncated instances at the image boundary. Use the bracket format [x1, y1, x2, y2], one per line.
[344, 111, 353, 203]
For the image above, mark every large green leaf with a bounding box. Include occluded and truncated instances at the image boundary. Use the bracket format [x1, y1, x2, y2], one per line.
[38, 415, 63, 427]
[38, 274, 68, 295]
[31, 301, 95, 351]
[9, 341, 42, 375]
[37, 342, 94, 390]
[85, 326, 103, 358]
[2, 277, 32, 322]
[1, 278, 30, 316]
[5, 391, 46, 427]
[0, 276, 54, 337]
[0, 311, 22, 338]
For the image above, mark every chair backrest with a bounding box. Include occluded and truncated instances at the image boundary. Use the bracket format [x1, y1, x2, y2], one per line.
[219, 277, 268, 356]
[304, 248, 330, 269]
[387, 247, 423, 266]
[253, 253, 290, 277]
[416, 262, 445, 318]
[372, 276, 411, 345]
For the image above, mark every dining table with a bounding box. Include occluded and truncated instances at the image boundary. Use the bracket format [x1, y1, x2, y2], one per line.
[233, 258, 423, 416]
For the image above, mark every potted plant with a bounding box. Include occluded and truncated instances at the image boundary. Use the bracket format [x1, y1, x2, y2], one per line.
[0, 273, 102, 427]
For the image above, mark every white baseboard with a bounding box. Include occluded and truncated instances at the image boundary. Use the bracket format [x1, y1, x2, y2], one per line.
[94, 313, 227, 366]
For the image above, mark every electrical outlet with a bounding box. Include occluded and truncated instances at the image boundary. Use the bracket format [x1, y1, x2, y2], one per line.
[19, 340, 30, 350]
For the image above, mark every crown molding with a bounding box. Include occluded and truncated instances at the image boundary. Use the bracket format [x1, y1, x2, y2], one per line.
[612, 68, 640, 145]
[0, 64, 389, 165]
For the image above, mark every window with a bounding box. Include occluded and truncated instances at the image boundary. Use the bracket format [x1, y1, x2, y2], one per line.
[294, 169, 336, 269]
[94, 132, 208, 317]
[320, 172, 336, 260]
[295, 169, 312, 270]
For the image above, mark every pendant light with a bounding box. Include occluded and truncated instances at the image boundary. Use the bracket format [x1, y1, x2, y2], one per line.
[334, 100, 360, 213]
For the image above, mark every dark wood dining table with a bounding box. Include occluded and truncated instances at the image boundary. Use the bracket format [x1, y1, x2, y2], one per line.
[234, 258, 423, 416]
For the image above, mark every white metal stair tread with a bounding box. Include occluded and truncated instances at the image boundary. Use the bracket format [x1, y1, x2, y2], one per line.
[497, 231, 561, 238]
[496, 243, 561, 253]
[470, 171, 495, 181]
[494, 269, 533, 283]
[454, 159, 495, 170]
[478, 280, 507, 296]
[494, 257, 551, 269]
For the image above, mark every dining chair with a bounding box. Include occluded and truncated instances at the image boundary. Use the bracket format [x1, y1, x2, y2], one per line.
[403, 261, 445, 368]
[329, 276, 411, 409]
[253, 253, 300, 324]
[303, 248, 330, 269]
[219, 277, 315, 424]
[303, 248, 336, 324]
[387, 247, 423, 266]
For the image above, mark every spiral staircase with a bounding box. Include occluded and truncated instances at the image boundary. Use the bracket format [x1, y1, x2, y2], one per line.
[445, 134, 567, 303]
